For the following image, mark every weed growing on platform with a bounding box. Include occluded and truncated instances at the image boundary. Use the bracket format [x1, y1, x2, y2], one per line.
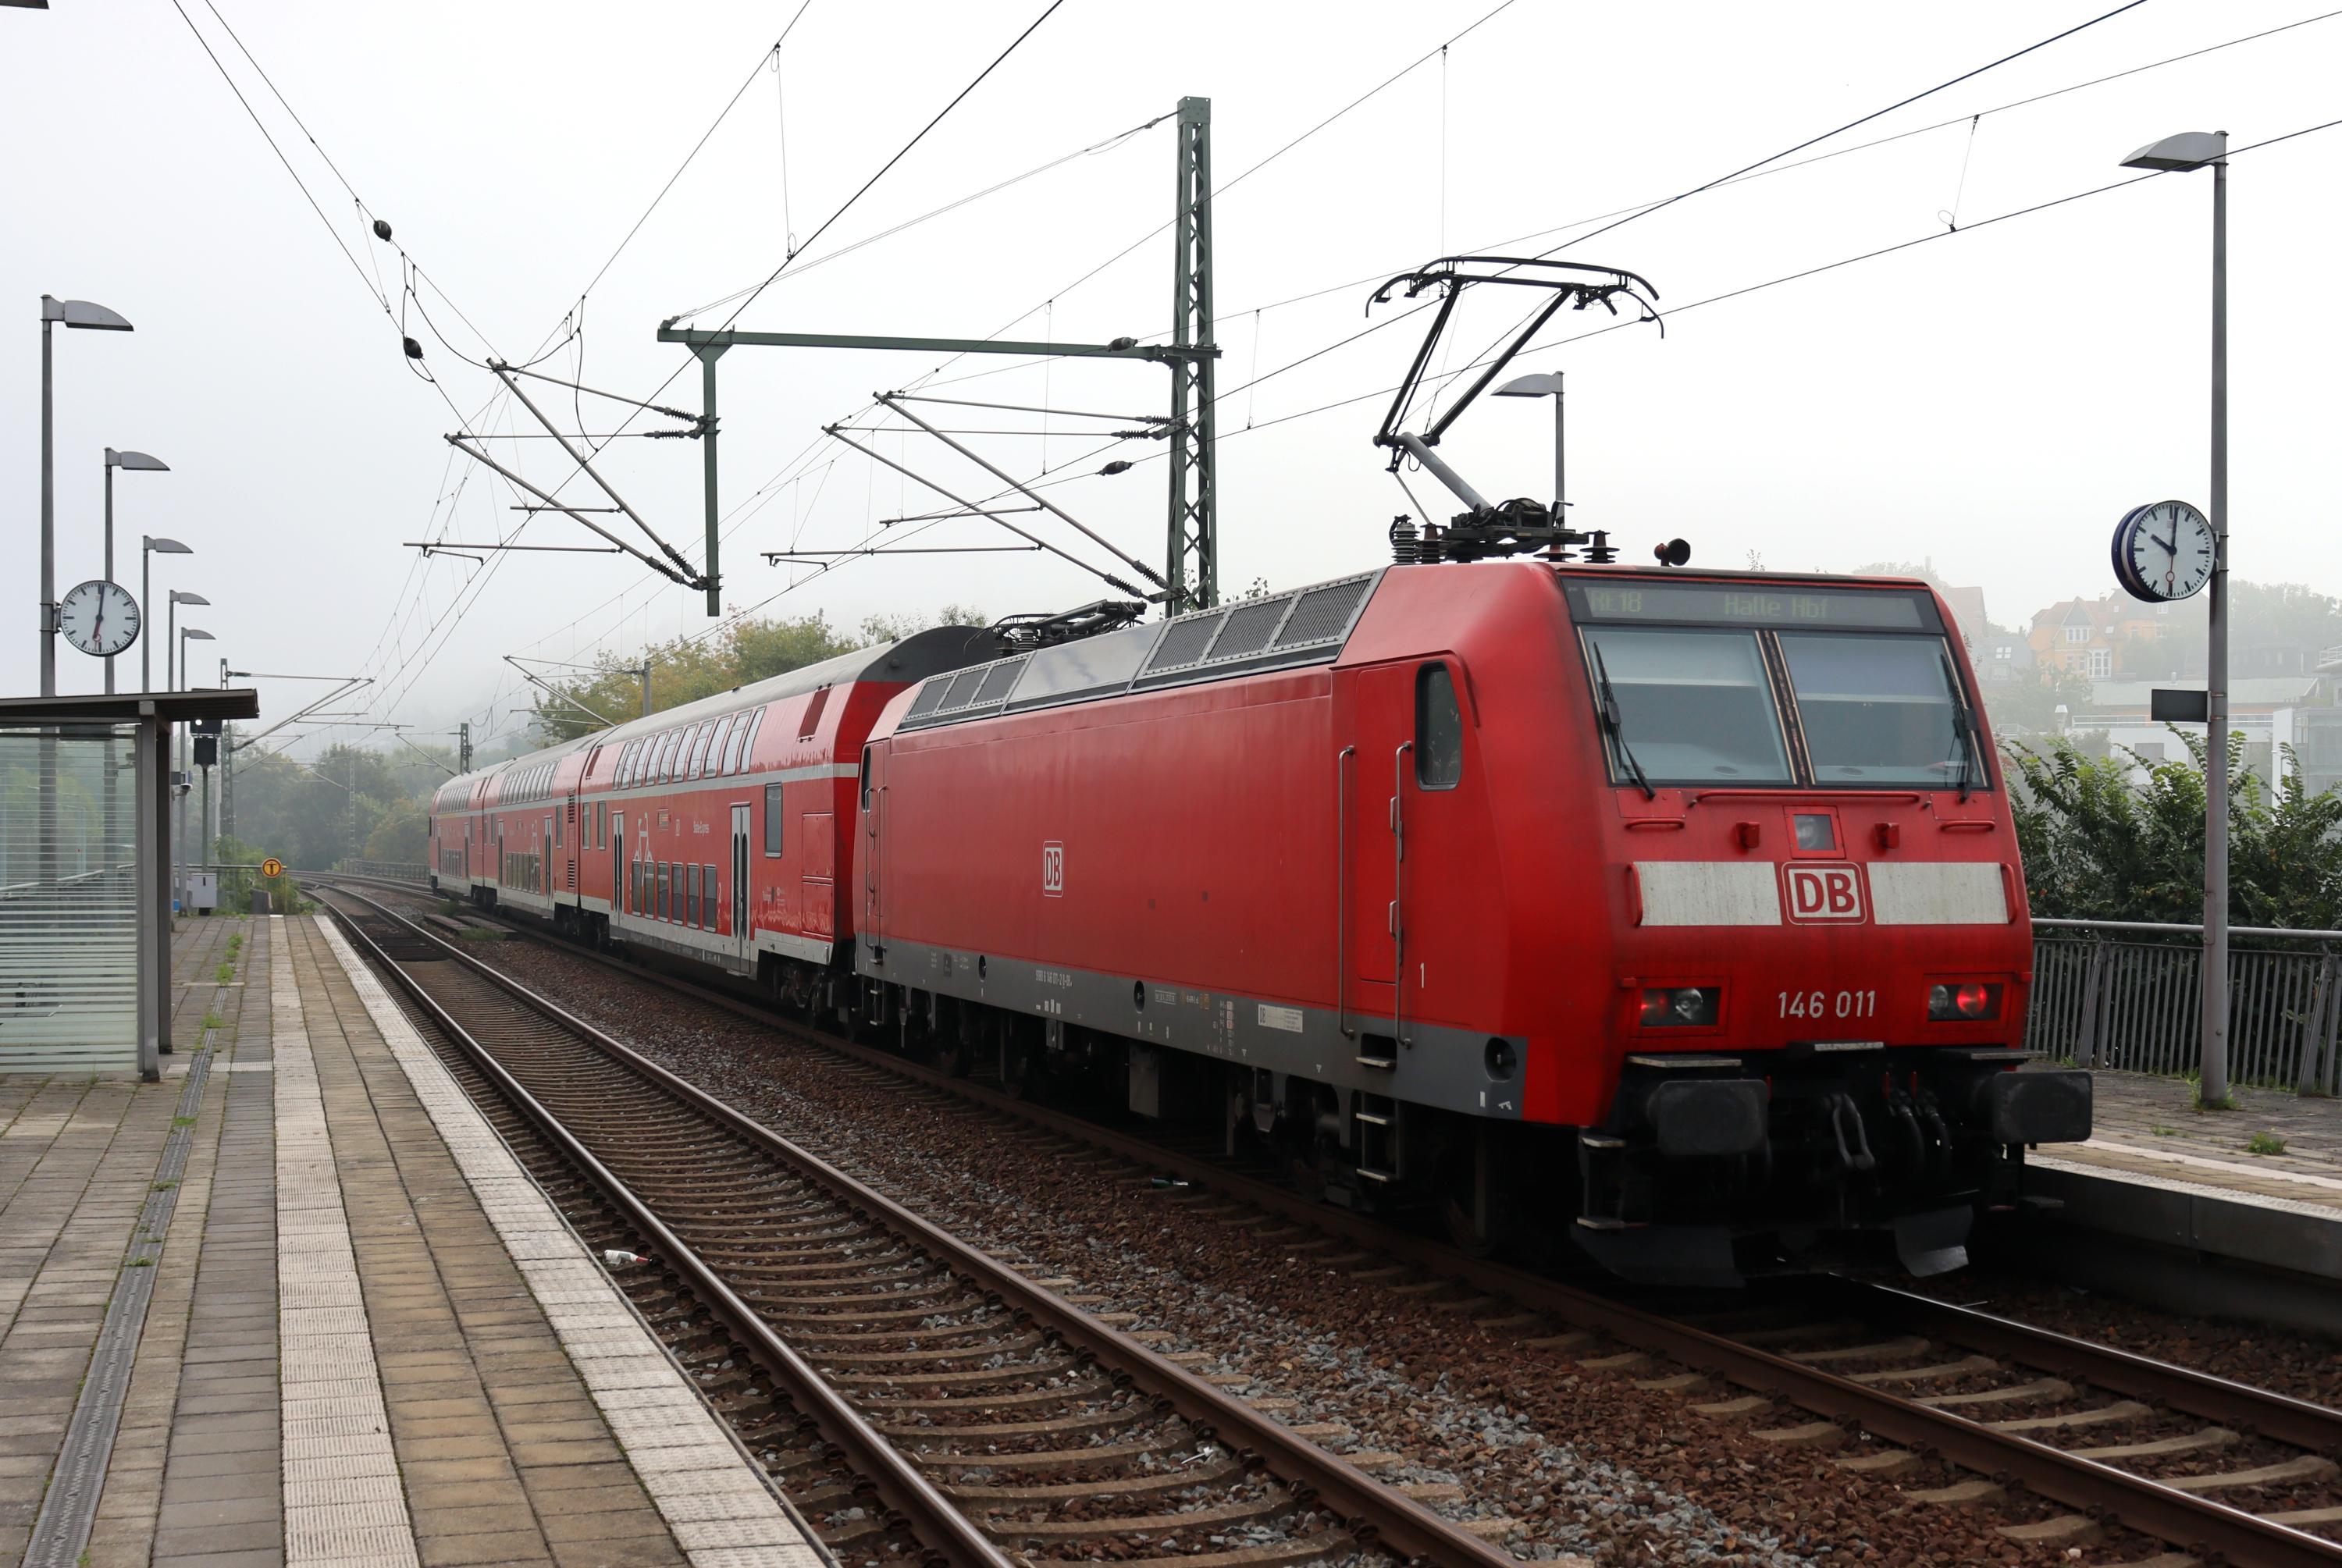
[201, 1012, 224, 1030]
[2150, 1124, 2176, 1136]
[170, 1116, 196, 1128]
[214, 962, 233, 983]
[2247, 1130, 2289, 1155]
[151, 1180, 176, 1191]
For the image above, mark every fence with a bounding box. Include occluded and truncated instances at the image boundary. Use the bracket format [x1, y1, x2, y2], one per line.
[340, 859, 427, 884]
[2031, 919, 2342, 1094]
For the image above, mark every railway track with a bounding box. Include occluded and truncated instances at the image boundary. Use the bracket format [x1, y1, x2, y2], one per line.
[316, 883, 1518, 1568]
[317, 871, 2342, 1565]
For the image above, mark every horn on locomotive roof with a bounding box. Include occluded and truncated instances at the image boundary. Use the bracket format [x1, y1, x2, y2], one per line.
[1367, 256, 1670, 567]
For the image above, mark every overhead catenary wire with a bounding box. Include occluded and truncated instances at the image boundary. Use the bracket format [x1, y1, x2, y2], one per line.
[905, 3, 2338, 404]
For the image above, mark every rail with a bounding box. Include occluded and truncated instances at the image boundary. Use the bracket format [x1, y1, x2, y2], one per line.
[342, 876, 2342, 1566]
[2031, 917, 2342, 1091]
[316, 880, 1520, 1568]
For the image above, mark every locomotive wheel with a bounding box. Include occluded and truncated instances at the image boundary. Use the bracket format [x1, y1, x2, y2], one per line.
[1001, 1037, 1036, 1100]
[932, 1032, 970, 1079]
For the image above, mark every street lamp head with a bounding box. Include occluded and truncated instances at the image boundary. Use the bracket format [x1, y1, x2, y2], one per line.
[107, 448, 170, 472]
[2121, 130, 2226, 172]
[1493, 372, 1566, 399]
[144, 535, 193, 556]
[40, 295, 134, 332]
[181, 628, 215, 642]
[169, 589, 210, 606]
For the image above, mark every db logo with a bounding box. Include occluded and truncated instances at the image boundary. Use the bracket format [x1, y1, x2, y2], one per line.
[1783, 863, 1865, 923]
[1041, 841, 1065, 898]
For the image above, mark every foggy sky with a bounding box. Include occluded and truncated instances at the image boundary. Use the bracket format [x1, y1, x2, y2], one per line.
[6, 0, 2337, 757]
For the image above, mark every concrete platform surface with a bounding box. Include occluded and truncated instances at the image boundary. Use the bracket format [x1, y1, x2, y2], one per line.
[0, 916, 824, 1568]
[2023, 1066, 2342, 1284]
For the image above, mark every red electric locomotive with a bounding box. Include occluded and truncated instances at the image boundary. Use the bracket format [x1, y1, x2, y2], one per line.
[426, 254, 2091, 1285]
[853, 562, 2091, 1282]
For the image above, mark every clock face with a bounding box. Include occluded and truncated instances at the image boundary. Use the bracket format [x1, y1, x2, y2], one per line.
[58, 579, 142, 657]
[2112, 500, 2215, 603]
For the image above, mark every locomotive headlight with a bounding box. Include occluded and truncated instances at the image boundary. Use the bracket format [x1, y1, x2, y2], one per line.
[1639, 986, 1719, 1028]
[1927, 981, 2002, 1021]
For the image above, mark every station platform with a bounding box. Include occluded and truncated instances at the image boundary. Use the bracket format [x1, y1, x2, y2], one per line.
[2016, 1064, 2342, 1302]
[1, 915, 824, 1568]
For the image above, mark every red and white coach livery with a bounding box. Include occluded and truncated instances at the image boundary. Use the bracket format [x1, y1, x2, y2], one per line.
[429, 628, 990, 994]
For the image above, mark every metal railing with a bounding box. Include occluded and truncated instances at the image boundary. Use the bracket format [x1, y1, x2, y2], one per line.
[2031, 918, 2342, 1093]
[340, 859, 428, 884]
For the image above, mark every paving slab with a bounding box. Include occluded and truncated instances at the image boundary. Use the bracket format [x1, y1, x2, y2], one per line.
[3, 913, 828, 1568]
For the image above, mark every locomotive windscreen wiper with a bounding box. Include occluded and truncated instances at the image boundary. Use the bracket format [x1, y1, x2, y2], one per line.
[1940, 649, 1978, 804]
[1590, 643, 1657, 801]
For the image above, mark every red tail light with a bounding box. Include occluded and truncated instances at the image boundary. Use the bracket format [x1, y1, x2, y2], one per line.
[1927, 981, 2003, 1022]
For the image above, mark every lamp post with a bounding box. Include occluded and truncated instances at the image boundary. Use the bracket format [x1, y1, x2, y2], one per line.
[38, 296, 133, 696]
[167, 594, 212, 911]
[36, 296, 133, 890]
[1493, 371, 1567, 517]
[176, 627, 213, 912]
[101, 449, 169, 695]
[141, 537, 192, 693]
[2121, 128, 2229, 1106]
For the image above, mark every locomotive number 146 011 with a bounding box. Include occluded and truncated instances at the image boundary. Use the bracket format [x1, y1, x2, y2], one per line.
[1778, 989, 1877, 1019]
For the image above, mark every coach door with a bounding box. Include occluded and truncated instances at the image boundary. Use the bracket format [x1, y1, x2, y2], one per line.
[610, 812, 625, 916]
[860, 745, 884, 965]
[730, 804, 751, 962]
[1337, 663, 1415, 1062]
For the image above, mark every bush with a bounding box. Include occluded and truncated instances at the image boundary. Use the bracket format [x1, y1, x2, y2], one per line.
[2006, 731, 2342, 930]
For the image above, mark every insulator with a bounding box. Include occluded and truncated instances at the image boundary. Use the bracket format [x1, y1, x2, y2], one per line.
[1388, 515, 1419, 565]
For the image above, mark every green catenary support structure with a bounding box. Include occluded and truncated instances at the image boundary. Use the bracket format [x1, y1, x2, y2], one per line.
[1166, 96, 1217, 616]
[655, 95, 1219, 618]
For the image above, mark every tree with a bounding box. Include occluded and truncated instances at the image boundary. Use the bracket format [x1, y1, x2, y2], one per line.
[529, 606, 984, 744]
[2006, 731, 2342, 930]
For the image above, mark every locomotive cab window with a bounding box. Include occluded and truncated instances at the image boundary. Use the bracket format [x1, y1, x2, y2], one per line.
[1779, 634, 1985, 788]
[1579, 626, 1792, 786]
[1415, 663, 1464, 789]
[764, 784, 784, 856]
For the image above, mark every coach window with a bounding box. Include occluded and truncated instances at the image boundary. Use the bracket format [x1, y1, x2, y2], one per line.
[1415, 663, 1464, 790]
[705, 864, 719, 928]
[723, 712, 752, 775]
[707, 715, 735, 777]
[554, 804, 564, 848]
[739, 709, 764, 773]
[686, 723, 712, 778]
[687, 865, 700, 927]
[657, 730, 679, 783]
[764, 783, 784, 856]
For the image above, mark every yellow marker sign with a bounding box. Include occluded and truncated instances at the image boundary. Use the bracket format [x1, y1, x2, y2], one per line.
[260, 859, 283, 878]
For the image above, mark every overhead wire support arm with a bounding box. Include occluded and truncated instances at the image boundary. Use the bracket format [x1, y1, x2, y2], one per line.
[442, 436, 698, 588]
[488, 361, 705, 582]
[491, 359, 704, 426]
[405, 541, 627, 555]
[502, 654, 618, 728]
[763, 545, 1042, 560]
[822, 425, 1156, 601]
[884, 392, 1170, 425]
[875, 393, 1168, 591]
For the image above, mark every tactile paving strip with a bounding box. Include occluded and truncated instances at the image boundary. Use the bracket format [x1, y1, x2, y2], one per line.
[272, 916, 422, 1568]
[315, 916, 826, 1568]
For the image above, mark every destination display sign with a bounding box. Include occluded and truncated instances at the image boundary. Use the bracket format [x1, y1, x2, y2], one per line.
[1564, 580, 1936, 632]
